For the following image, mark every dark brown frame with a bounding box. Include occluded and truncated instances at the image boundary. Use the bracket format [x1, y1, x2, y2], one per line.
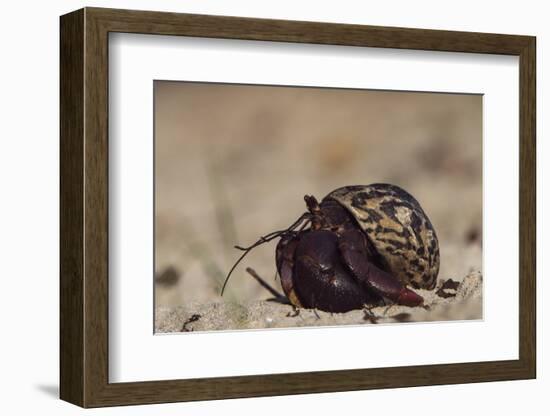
[60, 7, 536, 408]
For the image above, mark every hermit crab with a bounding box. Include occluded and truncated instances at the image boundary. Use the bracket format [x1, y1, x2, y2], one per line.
[222, 184, 440, 313]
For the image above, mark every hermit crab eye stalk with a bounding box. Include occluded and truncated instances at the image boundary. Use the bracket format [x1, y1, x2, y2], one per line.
[304, 195, 321, 214]
[220, 212, 312, 296]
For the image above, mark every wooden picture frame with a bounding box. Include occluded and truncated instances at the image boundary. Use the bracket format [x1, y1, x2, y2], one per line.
[60, 7, 536, 408]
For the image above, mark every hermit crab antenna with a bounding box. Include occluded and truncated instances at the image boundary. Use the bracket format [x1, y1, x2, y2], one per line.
[234, 212, 311, 251]
[220, 212, 311, 296]
[220, 231, 287, 296]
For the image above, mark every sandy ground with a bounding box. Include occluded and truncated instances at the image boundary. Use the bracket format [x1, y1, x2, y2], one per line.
[154, 82, 482, 332]
[156, 271, 482, 332]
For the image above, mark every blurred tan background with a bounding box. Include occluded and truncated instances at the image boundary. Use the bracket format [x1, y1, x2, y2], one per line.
[154, 81, 482, 308]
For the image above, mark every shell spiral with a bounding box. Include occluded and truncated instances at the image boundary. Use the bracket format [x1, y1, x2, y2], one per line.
[325, 184, 440, 290]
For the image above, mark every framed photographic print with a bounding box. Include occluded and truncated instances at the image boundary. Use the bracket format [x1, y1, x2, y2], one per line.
[60, 7, 536, 408]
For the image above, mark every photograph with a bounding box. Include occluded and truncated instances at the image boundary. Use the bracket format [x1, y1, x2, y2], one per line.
[153, 81, 483, 333]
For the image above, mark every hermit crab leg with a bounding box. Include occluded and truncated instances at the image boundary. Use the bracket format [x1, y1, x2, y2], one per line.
[275, 233, 303, 308]
[245, 267, 288, 303]
[338, 228, 424, 307]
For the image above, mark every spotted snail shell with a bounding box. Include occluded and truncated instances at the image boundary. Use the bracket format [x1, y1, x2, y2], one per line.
[325, 183, 440, 290]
